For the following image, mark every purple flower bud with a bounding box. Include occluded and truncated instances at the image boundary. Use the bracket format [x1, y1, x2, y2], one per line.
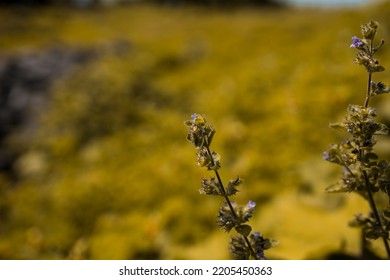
[350, 36, 364, 48]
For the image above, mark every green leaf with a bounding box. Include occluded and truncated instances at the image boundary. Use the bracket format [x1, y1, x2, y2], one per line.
[206, 126, 216, 145]
[329, 122, 348, 132]
[235, 224, 252, 237]
[226, 177, 243, 196]
[365, 229, 387, 240]
[365, 152, 379, 161]
[375, 123, 389, 135]
[325, 182, 351, 193]
[200, 177, 222, 196]
[373, 39, 385, 54]
[383, 209, 390, 219]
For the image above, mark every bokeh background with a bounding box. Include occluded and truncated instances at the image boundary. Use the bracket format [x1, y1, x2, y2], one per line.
[1, 0, 390, 260]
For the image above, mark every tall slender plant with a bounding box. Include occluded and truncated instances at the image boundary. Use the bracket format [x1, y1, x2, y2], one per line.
[185, 113, 275, 259]
[324, 21, 390, 259]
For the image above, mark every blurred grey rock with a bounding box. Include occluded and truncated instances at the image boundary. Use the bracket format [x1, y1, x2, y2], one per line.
[0, 46, 93, 175]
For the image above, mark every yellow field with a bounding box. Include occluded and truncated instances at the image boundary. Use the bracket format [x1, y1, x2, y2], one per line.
[1, 2, 390, 259]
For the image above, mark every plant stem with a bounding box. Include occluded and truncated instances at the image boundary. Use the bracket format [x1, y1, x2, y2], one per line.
[361, 40, 390, 258]
[204, 144, 236, 214]
[213, 166, 259, 260]
[204, 139, 259, 259]
[364, 72, 371, 108]
[361, 169, 390, 258]
[364, 40, 373, 108]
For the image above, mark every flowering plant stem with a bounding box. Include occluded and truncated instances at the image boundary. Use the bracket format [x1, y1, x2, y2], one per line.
[325, 21, 390, 259]
[203, 140, 259, 259]
[185, 113, 275, 259]
[362, 45, 390, 256]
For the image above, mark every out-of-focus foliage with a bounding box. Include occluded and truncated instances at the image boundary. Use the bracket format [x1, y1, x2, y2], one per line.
[1, 2, 390, 260]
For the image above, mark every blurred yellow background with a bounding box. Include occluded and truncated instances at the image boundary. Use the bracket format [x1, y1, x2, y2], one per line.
[1, 0, 390, 260]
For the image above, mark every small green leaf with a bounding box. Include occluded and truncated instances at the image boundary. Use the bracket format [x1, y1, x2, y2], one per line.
[208, 151, 221, 170]
[365, 228, 388, 240]
[365, 152, 379, 161]
[235, 224, 252, 237]
[206, 127, 216, 145]
[329, 122, 348, 132]
[375, 123, 389, 135]
[226, 177, 243, 196]
[326, 182, 351, 193]
[383, 210, 390, 219]
[373, 39, 385, 54]
[200, 177, 222, 196]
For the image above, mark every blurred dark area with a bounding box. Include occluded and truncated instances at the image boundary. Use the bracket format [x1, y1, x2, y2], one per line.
[0, 0, 280, 7]
[0, 0, 52, 5]
[0, 47, 95, 178]
[149, 0, 279, 6]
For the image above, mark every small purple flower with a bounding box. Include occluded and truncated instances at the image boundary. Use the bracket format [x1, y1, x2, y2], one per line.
[350, 36, 364, 48]
[191, 113, 198, 120]
[247, 200, 256, 209]
[323, 151, 330, 161]
[241, 201, 256, 222]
